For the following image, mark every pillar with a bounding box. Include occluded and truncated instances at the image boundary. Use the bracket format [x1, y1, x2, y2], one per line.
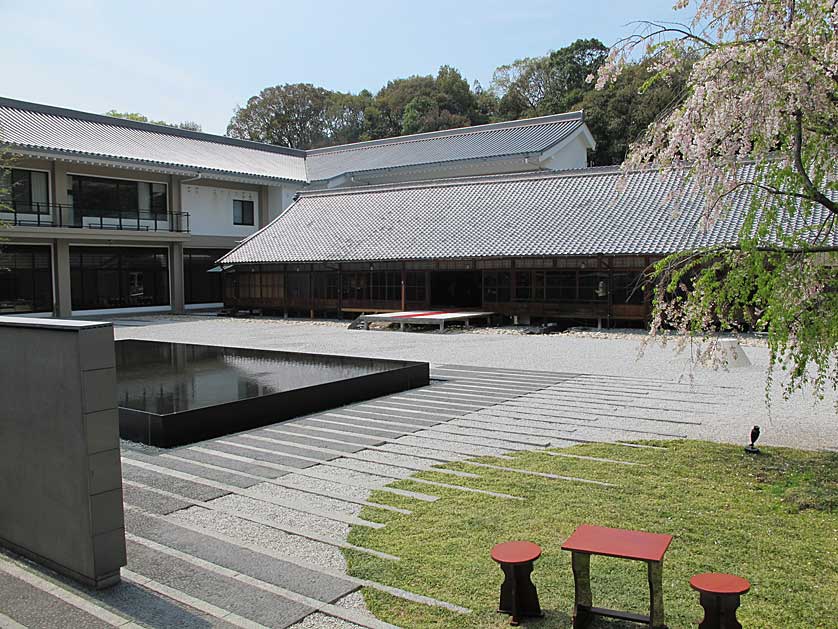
[53, 239, 72, 318]
[170, 242, 185, 313]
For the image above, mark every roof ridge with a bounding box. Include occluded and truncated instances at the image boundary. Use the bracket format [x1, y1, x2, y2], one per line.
[296, 165, 626, 199]
[0, 96, 307, 158]
[305, 111, 584, 157]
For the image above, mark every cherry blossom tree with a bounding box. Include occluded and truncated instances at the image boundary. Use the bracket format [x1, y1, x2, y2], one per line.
[595, 0, 837, 401]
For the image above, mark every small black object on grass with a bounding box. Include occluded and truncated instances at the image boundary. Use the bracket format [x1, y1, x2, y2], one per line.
[744, 425, 761, 454]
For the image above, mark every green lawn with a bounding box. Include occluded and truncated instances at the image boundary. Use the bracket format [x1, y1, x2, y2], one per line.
[344, 440, 837, 628]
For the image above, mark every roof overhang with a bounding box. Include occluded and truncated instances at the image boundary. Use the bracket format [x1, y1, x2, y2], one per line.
[8, 146, 307, 187]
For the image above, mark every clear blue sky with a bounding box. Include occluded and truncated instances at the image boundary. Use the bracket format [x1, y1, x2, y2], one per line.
[0, 0, 684, 134]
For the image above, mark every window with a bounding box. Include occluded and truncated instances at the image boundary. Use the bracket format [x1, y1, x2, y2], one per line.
[184, 249, 227, 304]
[545, 271, 577, 301]
[70, 175, 167, 218]
[233, 200, 254, 225]
[70, 247, 169, 310]
[0, 245, 53, 313]
[312, 273, 339, 300]
[483, 271, 511, 303]
[612, 272, 645, 305]
[405, 271, 426, 302]
[369, 271, 400, 301]
[1, 169, 49, 214]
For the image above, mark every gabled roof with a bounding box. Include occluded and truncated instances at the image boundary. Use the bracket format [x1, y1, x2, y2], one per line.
[0, 97, 308, 183]
[218, 165, 838, 264]
[305, 112, 589, 182]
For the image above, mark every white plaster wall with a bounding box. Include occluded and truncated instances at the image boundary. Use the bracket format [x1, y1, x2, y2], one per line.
[541, 135, 590, 171]
[267, 184, 303, 221]
[181, 184, 260, 237]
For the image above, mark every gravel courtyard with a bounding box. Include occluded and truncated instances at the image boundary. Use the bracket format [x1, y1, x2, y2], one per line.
[114, 315, 837, 451]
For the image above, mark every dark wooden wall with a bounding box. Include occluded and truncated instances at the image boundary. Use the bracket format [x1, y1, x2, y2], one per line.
[223, 256, 655, 325]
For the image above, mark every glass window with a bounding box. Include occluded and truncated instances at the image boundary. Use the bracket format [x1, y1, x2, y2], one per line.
[515, 271, 532, 301]
[70, 175, 166, 219]
[405, 271, 426, 302]
[184, 249, 226, 304]
[483, 271, 511, 303]
[0, 245, 53, 313]
[2, 169, 49, 214]
[612, 271, 645, 305]
[233, 200, 254, 225]
[545, 271, 577, 301]
[70, 246, 169, 310]
[579, 272, 610, 301]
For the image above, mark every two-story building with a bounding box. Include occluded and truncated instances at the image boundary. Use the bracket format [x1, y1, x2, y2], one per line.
[0, 97, 594, 318]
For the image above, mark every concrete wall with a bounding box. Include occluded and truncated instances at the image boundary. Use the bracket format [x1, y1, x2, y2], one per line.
[0, 317, 126, 588]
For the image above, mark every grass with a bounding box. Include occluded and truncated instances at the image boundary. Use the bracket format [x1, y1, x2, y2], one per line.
[343, 440, 838, 628]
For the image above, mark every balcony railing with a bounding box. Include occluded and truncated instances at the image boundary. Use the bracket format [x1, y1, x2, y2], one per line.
[0, 203, 190, 233]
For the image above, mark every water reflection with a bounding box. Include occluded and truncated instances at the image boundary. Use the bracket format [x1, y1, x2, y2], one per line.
[115, 340, 393, 415]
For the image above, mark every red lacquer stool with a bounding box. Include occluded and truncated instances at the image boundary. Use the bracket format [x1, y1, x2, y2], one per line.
[690, 573, 750, 629]
[491, 541, 543, 626]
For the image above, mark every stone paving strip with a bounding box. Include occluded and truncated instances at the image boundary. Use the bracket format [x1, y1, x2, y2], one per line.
[121, 568, 273, 629]
[135, 507, 470, 615]
[123, 486, 397, 561]
[122, 458, 383, 529]
[183, 447, 439, 501]
[125, 535, 399, 629]
[0, 554, 139, 628]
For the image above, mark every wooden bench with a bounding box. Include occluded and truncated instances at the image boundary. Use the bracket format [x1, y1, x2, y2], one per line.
[562, 524, 673, 628]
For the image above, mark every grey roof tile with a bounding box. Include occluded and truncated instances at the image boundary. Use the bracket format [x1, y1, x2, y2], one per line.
[0, 98, 589, 185]
[0, 97, 308, 182]
[305, 112, 585, 181]
[219, 166, 838, 264]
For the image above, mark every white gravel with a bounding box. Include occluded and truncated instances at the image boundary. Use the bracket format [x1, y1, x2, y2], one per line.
[169, 506, 348, 571]
[247, 481, 364, 517]
[206, 493, 351, 539]
[277, 474, 374, 503]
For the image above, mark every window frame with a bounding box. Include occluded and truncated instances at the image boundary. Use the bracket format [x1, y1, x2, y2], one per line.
[233, 199, 255, 226]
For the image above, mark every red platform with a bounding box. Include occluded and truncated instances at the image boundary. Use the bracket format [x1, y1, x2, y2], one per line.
[561, 524, 672, 562]
[690, 573, 750, 595]
[491, 541, 542, 565]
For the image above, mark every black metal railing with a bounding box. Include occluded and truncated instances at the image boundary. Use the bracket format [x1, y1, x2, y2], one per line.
[0, 203, 190, 233]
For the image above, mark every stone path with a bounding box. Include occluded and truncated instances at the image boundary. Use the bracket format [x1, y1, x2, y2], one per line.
[0, 363, 732, 628]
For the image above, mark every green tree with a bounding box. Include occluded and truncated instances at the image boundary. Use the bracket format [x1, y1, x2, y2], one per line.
[491, 39, 608, 120]
[226, 84, 333, 149]
[575, 60, 688, 165]
[105, 110, 202, 131]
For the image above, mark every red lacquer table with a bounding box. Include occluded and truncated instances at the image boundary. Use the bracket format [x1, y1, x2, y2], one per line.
[562, 524, 673, 629]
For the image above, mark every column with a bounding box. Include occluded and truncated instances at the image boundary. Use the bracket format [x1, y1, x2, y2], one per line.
[53, 239, 72, 318]
[170, 242, 185, 313]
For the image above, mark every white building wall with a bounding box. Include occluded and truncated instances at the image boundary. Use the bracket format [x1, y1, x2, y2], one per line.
[267, 184, 302, 221]
[181, 184, 260, 237]
[540, 134, 590, 171]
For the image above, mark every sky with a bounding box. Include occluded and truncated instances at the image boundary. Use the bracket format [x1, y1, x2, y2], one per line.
[0, 0, 686, 135]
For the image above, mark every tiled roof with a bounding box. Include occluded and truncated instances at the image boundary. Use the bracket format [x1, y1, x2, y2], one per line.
[218, 166, 838, 264]
[0, 97, 308, 182]
[0, 98, 591, 185]
[305, 112, 586, 182]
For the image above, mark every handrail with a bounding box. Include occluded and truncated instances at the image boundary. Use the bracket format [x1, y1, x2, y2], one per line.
[0, 203, 190, 232]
